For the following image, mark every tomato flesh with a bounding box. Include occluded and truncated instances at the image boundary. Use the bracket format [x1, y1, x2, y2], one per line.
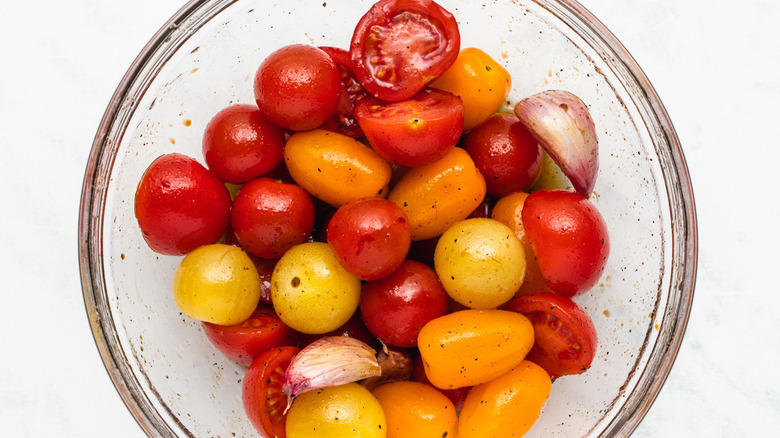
[202, 305, 299, 366]
[318, 46, 368, 139]
[242, 346, 299, 438]
[355, 88, 464, 167]
[351, 0, 460, 101]
[505, 291, 597, 378]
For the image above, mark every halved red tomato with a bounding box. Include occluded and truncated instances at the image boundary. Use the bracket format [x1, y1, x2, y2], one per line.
[202, 304, 299, 366]
[350, 0, 460, 102]
[319, 46, 368, 139]
[505, 292, 597, 378]
[354, 88, 463, 167]
[242, 346, 299, 438]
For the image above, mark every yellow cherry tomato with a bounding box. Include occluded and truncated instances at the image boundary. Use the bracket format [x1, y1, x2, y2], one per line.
[434, 218, 526, 309]
[285, 129, 391, 206]
[458, 360, 552, 438]
[271, 242, 361, 334]
[371, 381, 457, 438]
[388, 147, 486, 241]
[172, 244, 260, 325]
[491, 192, 549, 297]
[417, 309, 534, 389]
[431, 47, 512, 131]
[286, 383, 387, 438]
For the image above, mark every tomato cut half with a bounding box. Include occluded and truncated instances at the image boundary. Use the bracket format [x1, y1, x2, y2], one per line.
[505, 292, 597, 378]
[354, 88, 463, 167]
[318, 46, 368, 139]
[350, 0, 460, 102]
[202, 304, 299, 366]
[242, 346, 299, 438]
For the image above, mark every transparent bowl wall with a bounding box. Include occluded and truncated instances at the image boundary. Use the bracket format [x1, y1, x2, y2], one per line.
[79, 0, 697, 437]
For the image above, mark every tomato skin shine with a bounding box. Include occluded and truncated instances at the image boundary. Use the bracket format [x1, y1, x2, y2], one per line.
[417, 309, 534, 389]
[134, 153, 231, 255]
[360, 260, 448, 348]
[202, 304, 299, 366]
[388, 147, 486, 241]
[521, 189, 610, 297]
[431, 47, 512, 131]
[355, 88, 464, 167]
[231, 177, 316, 260]
[202, 104, 285, 184]
[463, 113, 543, 197]
[254, 44, 340, 132]
[458, 360, 551, 438]
[285, 129, 392, 207]
[326, 197, 412, 281]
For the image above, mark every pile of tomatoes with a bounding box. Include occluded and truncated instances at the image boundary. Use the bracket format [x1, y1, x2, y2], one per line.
[133, 0, 610, 437]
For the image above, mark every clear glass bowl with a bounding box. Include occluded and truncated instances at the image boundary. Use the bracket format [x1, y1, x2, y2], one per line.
[78, 0, 697, 436]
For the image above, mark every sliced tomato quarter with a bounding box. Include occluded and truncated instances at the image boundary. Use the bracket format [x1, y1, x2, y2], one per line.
[318, 46, 368, 138]
[242, 346, 299, 438]
[350, 0, 460, 102]
[505, 292, 597, 378]
[355, 88, 463, 167]
[202, 304, 299, 366]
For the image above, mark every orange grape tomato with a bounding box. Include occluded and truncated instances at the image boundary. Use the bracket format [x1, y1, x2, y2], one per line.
[388, 147, 486, 241]
[417, 309, 534, 389]
[284, 129, 391, 207]
[431, 47, 512, 131]
[458, 360, 552, 438]
[371, 381, 458, 438]
[491, 192, 549, 297]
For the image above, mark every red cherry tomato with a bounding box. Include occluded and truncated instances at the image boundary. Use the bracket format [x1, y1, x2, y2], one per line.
[354, 88, 464, 167]
[360, 260, 448, 347]
[318, 46, 368, 139]
[297, 310, 380, 351]
[463, 113, 543, 197]
[505, 292, 597, 378]
[242, 346, 299, 438]
[521, 189, 610, 297]
[326, 197, 412, 281]
[134, 153, 231, 255]
[202, 304, 299, 366]
[202, 104, 285, 184]
[254, 44, 340, 131]
[231, 177, 315, 259]
[411, 351, 470, 412]
[350, 0, 460, 102]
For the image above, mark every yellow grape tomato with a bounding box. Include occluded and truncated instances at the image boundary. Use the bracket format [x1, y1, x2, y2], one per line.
[271, 242, 361, 334]
[434, 218, 526, 309]
[172, 244, 261, 325]
[286, 383, 387, 438]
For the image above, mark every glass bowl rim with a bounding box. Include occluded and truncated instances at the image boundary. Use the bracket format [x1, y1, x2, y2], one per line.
[78, 0, 698, 436]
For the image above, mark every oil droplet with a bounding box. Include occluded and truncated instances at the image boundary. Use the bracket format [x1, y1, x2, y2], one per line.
[169, 138, 176, 144]
[602, 309, 610, 317]
[183, 119, 192, 127]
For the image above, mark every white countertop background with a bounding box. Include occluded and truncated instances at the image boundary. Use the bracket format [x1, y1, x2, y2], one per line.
[1, 0, 778, 436]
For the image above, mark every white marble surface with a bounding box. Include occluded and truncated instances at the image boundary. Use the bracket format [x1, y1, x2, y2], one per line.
[1, 0, 778, 436]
